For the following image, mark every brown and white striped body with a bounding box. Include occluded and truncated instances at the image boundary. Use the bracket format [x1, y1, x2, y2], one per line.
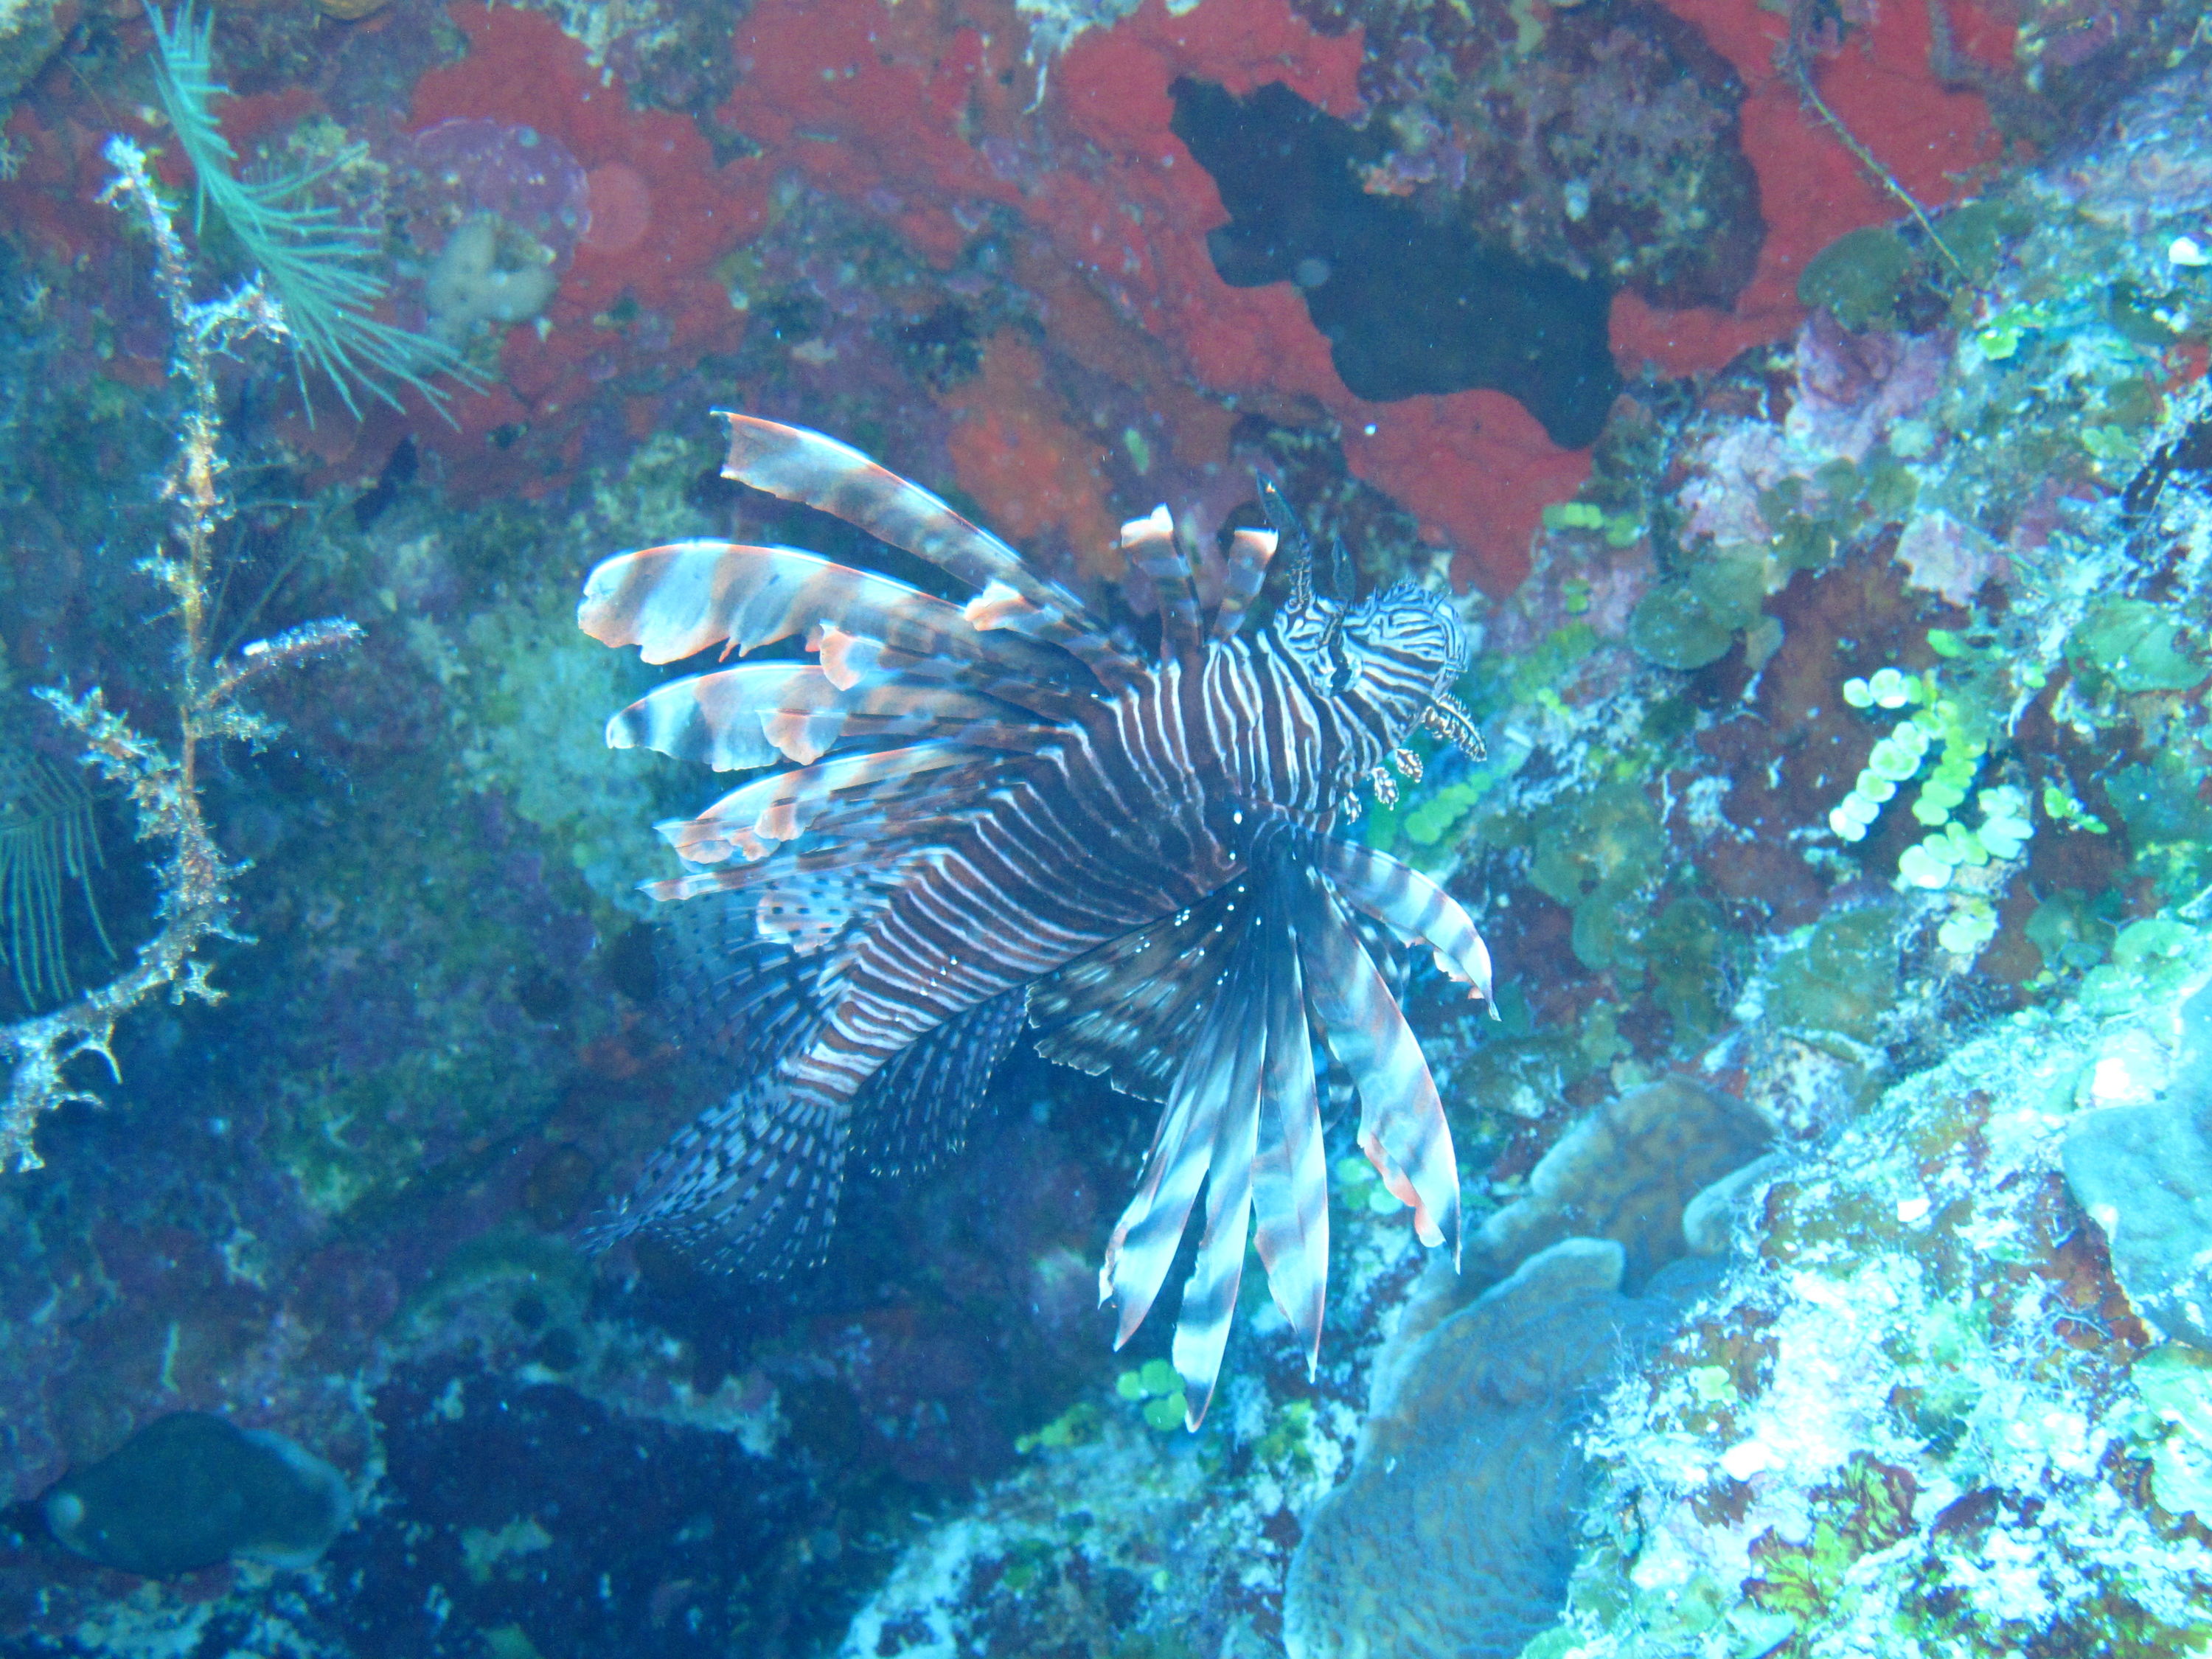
[580, 415, 1495, 1425]
[786, 633, 1423, 1110]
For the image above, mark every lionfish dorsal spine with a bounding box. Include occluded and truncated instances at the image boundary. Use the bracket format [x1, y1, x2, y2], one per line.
[1208, 526, 1279, 644]
[716, 413, 1144, 690]
[1119, 505, 1205, 667]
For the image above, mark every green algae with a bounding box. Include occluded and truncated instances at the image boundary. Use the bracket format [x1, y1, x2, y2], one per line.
[1798, 226, 1916, 331]
[2073, 599, 2207, 695]
[1764, 900, 1901, 1047]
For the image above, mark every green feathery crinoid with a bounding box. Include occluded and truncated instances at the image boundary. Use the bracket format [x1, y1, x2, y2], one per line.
[0, 746, 113, 1010]
[145, 2, 482, 420]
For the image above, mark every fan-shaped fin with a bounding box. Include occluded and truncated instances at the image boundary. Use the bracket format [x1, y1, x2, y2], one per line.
[1098, 931, 1259, 1352]
[1166, 939, 1264, 1428]
[595, 1074, 851, 1279]
[580, 540, 1067, 678]
[1249, 892, 1327, 1377]
[856, 988, 1028, 1180]
[717, 414, 1141, 687]
[657, 888, 833, 1077]
[1208, 526, 1279, 643]
[1121, 506, 1203, 667]
[1100, 848, 1333, 1422]
[658, 745, 998, 863]
[1029, 883, 1246, 1101]
[609, 664, 1048, 771]
[1301, 833, 1495, 1006]
[1293, 866, 1460, 1262]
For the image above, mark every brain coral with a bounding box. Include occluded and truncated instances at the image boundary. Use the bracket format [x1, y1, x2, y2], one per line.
[1285, 1237, 1697, 1659]
[1284, 1077, 1772, 1659]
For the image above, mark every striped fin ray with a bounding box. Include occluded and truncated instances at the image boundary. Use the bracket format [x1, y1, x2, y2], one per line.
[1166, 937, 1265, 1427]
[1301, 832, 1496, 1007]
[580, 541, 1060, 677]
[857, 988, 1028, 1180]
[609, 663, 1051, 771]
[718, 414, 1141, 687]
[1098, 902, 1261, 1349]
[1208, 526, 1279, 643]
[1293, 866, 1461, 1261]
[1249, 878, 1327, 1377]
[1102, 849, 1335, 1419]
[1120, 507, 1203, 667]
[1029, 882, 1245, 1101]
[808, 625, 1091, 720]
[657, 745, 998, 864]
[597, 1074, 852, 1279]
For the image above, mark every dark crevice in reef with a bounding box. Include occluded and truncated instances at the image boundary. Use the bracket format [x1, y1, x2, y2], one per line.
[1169, 77, 1621, 449]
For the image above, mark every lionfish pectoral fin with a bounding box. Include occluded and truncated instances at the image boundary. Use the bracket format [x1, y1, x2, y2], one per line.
[1301, 832, 1495, 1007]
[1248, 893, 1328, 1378]
[1032, 884, 1248, 1102]
[589, 1071, 851, 1281]
[1294, 866, 1462, 1265]
[1098, 933, 1266, 1347]
[1103, 856, 1336, 1423]
[1099, 1063, 1222, 1349]
[1164, 945, 1267, 1427]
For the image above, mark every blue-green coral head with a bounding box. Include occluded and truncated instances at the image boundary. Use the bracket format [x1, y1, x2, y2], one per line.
[44, 1411, 352, 1576]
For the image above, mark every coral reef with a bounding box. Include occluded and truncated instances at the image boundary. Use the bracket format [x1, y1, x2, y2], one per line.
[1548, 920, 2212, 1658]
[1284, 1078, 1770, 1659]
[0, 0, 2207, 1652]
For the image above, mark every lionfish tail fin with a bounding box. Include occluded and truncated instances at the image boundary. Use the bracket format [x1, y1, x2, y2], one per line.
[586, 1073, 851, 1281]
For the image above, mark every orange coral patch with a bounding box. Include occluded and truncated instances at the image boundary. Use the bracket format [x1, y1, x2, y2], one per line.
[942, 334, 1121, 581]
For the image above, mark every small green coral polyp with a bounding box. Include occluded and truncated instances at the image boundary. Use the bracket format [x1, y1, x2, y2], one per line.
[1116, 1357, 1189, 1432]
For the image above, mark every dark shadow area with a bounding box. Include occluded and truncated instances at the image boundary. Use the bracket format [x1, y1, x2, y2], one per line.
[1170, 77, 1621, 448]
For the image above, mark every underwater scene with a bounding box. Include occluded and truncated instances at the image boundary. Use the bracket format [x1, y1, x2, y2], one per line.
[1, 0, 2211, 1651]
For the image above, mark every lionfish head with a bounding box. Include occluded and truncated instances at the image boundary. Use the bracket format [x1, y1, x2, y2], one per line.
[1337, 582, 1481, 759]
[1340, 580, 1470, 687]
[1259, 479, 1481, 762]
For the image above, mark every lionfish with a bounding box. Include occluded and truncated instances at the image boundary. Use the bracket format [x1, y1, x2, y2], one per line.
[579, 415, 1495, 1425]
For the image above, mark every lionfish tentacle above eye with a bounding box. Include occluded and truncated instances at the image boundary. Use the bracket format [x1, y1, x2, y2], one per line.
[580, 416, 1494, 1427]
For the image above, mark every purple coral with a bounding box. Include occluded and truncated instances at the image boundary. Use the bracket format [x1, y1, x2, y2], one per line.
[388, 119, 591, 279]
